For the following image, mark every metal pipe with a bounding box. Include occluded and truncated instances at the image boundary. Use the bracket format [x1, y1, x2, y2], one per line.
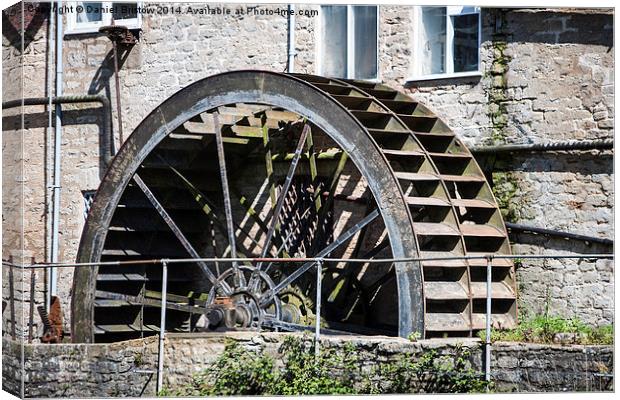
[315, 259, 322, 357]
[50, 0, 64, 308]
[28, 257, 36, 343]
[156, 260, 168, 394]
[46, 2, 55, 303]
[470, 139, 613, 154]
[7, 252, 613, 269]
[110, 20, 125, 145]
[8, 257, 16, 339]
[287, 4, 296, 73]
[485, 257, 492, 384]
[506, 222, 613, 246]
[2, 95, 114, 165]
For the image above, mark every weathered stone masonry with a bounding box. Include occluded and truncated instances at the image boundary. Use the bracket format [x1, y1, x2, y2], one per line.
[1, 4, 614, 337]
[2, 333, 614, 397]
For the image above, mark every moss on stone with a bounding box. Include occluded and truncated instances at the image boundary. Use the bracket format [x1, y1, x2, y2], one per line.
[487, 10, 512, 145]
[492, 171, 519, 223]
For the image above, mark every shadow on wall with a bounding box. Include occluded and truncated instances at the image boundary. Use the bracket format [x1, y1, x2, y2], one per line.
[510, 232, 613, 254]
[480, 151, 614, 175]
[2, 3, 50, 51]
[506, 10, 613, 49]
[2, 109, 109, 177]
[83, 40, 134, 96]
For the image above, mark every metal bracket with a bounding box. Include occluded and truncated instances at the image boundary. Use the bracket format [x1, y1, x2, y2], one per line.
[98, 25, 139, 46]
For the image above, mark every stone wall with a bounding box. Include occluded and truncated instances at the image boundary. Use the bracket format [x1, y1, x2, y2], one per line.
[1, 4, 614, 337]
[2, 333, 614, 397]
[2, 1, 50, 342]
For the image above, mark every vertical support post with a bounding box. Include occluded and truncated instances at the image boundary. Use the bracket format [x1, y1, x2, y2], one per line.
[8, 256, 16, 340]
[314, 259, 323, 357]
[485, 256, 493, 385]
[110, 25, 124, 146]
[28, 257, 36, 343]
[156, 260, 168, 394]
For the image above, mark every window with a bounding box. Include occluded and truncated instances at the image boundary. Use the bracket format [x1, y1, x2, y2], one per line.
[82, 190, 96, 220]
[66, 2, 141, 34]
[412, 6, 481, 80]
[318, 5, 378, 81]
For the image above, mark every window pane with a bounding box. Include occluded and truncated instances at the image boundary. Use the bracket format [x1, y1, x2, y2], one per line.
[113, 2, 138, 21]
[452, 14, 479, 72]
[321, 6, 347, 78]
[420, 7, 446, 75]
[76, 2, 102, 23]
[353, 6, 377, 80]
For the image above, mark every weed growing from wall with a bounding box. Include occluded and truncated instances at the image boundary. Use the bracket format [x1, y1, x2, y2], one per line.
[478, 314, 613, 345]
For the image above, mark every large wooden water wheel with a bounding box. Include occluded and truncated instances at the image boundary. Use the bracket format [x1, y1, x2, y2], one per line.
[71, 71, 517, 343]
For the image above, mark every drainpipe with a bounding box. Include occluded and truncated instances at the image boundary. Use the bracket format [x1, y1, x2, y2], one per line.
[46, 0, 55, 310]
[50, 0, 64, 306]
[287, 4, 295, 73]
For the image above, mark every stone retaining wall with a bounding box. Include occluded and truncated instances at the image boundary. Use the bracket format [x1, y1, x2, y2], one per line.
[2, 333, 613, 397]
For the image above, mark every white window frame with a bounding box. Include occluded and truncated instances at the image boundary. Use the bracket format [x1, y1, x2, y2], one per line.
[409, 6, 482, 82]
[316, 5, 380, 81]
[66, 1, 142, 35]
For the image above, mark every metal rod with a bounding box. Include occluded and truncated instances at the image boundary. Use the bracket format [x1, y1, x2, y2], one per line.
[159, 155, 269, 257]
[156, 260, 168, 394]
[28, 258, 36, 343]
[260, 209, 380, 304]
[470, 139, 613, 154]
[315, 259, 322, 357]
[213, 112, 240, 280]
[257, 123, 310, 269]
[6, 252, 613, 269]
[8, 256, 16, 340]
[506, 222, 613, 246]
[110, 21, 124, 145]
[132, 173, 227, 292]
[50, 0, 64, 308]
[287, 4, 296, 73]
[2, 95, 114, 165]
[46, 3, 54, 301]
[485, 256, 492, 385]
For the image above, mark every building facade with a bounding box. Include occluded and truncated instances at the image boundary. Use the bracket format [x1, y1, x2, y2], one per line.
[2, 2, 614, 338]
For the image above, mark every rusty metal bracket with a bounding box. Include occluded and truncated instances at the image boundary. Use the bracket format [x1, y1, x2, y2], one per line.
[98, 23, 138, 147]
[38, 295, 63, 343]
[98, 25, 138, 46]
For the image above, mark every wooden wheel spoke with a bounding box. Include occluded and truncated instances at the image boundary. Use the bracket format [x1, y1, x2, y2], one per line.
[306, 126, 322, 211]
[155, 153, 273, 258]
[213, 111, 245, 287]
[259, 209, 380, 306]
[132, 173, 231, 294]
[232, 188, 287, 255]
[256, 122, 311, 269]
[311, 151, 349, 253]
